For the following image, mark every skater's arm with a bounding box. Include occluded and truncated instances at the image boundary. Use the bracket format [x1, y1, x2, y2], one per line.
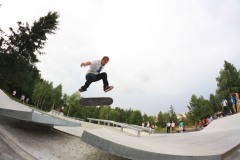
[80, 61, 91, 67]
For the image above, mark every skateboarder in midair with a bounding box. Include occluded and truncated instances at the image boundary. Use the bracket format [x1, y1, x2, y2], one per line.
[79, 56, 114, 92]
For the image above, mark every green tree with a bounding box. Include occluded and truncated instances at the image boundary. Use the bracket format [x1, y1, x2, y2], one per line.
[142, 113, 148, 123]
[124, 108, 133, 124]
[32, 80, 63, 111]
[65, 92, 80, 117]
[114, 107, 125, 122]
[169, 105, 179, 125]
[99, 106, 111, 120]
[216, 61, 240, 101]
[32, 80, 53, 109]
[109, 109, 121, 122]
[130, 110, 142, 125]
[51, 84, 63, 109]
[0, 12, 59, 97]
[187, 95, 214, 124]
[157, 111, 165, 127]
[162, 112, 170, 126]
[148, 115, 157, 127]
[209, 94, 221, 113]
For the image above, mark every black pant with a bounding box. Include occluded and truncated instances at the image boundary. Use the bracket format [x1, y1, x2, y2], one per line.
[82, 72, 109, 90]
[167, 127, 170, 133]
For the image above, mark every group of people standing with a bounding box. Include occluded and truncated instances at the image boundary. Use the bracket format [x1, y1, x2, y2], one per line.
[12, 90, 29, 103]
[221, 94, 240, 116]
[166, 121, 178, 133]
[195, 115, 214, 131]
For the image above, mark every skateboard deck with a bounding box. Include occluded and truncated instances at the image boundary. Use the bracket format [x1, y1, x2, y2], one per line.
[80, 97, 113, 106]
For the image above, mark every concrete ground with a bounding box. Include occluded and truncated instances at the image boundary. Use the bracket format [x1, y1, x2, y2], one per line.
[0, 89, 239, 160]
[0, 117, 127, 160]
[0, 89, 126, 160]
[81, 113, 240, 160]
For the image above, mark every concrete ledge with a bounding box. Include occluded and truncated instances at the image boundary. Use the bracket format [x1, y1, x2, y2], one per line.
[0, 89, 81, 128]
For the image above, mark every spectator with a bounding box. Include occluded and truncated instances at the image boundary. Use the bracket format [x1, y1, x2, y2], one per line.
[179, 120, 184, 133]
[209, 115, 213, 123]
[221, 98, 230, 116]
[230, 94, 237, 113]
[12, 90, 16, 96]
[26, 98, 29, 103]
[146, 121, 150, 128]
[198, 120, 202, 130]
[205, 117, 209, 126]
[202, 119, 206, 127]
[20, 94, 25, 103]
[171, 121, 175, 133]
[237, 98, 240, 113]
[166, 121, 171, 133]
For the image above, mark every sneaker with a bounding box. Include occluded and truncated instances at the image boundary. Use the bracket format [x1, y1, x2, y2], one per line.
[79, 87, 86, 92]
[104, 86, 114, 92]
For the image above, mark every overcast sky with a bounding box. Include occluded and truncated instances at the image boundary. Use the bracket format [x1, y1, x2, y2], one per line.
[1, 0, 240, 116]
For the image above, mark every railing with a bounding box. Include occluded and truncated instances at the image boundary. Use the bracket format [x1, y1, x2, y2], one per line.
[87, 118, 154, 136]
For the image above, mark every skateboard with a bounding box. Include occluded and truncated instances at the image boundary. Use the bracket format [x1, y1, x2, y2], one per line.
[80, 97, 113, 106]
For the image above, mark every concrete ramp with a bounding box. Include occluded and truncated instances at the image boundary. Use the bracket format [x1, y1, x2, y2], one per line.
[82, 114, 240, 160]
[0, 89, 81, 127]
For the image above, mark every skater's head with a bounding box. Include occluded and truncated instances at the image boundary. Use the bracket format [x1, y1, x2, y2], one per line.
[101, 56, 109, 66]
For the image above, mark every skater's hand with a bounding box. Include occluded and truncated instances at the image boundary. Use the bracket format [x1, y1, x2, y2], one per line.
[80, 63, 86, 67]
[80, 61, 91, 67]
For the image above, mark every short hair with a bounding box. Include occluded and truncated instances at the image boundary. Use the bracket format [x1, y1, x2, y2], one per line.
[102, 56, 109, 61]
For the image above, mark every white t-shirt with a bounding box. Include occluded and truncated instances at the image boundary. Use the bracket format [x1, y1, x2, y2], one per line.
[167, 122, 171, 127]
[87, 60, 105, 75]
[222, 99, 228, 106]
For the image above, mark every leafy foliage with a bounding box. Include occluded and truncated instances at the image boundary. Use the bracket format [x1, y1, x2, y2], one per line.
[187, 95, 214, 123]
[216, 61, 240, 100]
[0, 12, 59, 97]
[186, 61, 240, 124]
[31, 80, 63, 111]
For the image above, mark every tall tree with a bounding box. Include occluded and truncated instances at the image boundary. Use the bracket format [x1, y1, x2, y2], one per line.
[65, 92, 80, 117]
[169, 105, 179, 125]
[130, 110, 142, 125]
[157, 111, 165, 127]
[216, 61, 240, 101]
[187, 94, 214, 124]
[99, 106, 112, 120]
[0, 12, 59, 96]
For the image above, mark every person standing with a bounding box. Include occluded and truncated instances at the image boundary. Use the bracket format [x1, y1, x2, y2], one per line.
[221, 98, 230, 116]
[166, 121, 171, 133]
[79, 56, 114, 92]
[146, 121, 150, 128]
[171, 121, 175, 133]
[237, 98, 240, 113]
[12, 90, 16, 96]
[230, 94, 237, 113]
[179, 120, 184, 133]
[20, 94, 25, 103]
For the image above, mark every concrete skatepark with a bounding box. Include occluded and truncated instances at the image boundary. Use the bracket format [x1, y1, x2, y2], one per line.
[0, 89, 239, 160]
